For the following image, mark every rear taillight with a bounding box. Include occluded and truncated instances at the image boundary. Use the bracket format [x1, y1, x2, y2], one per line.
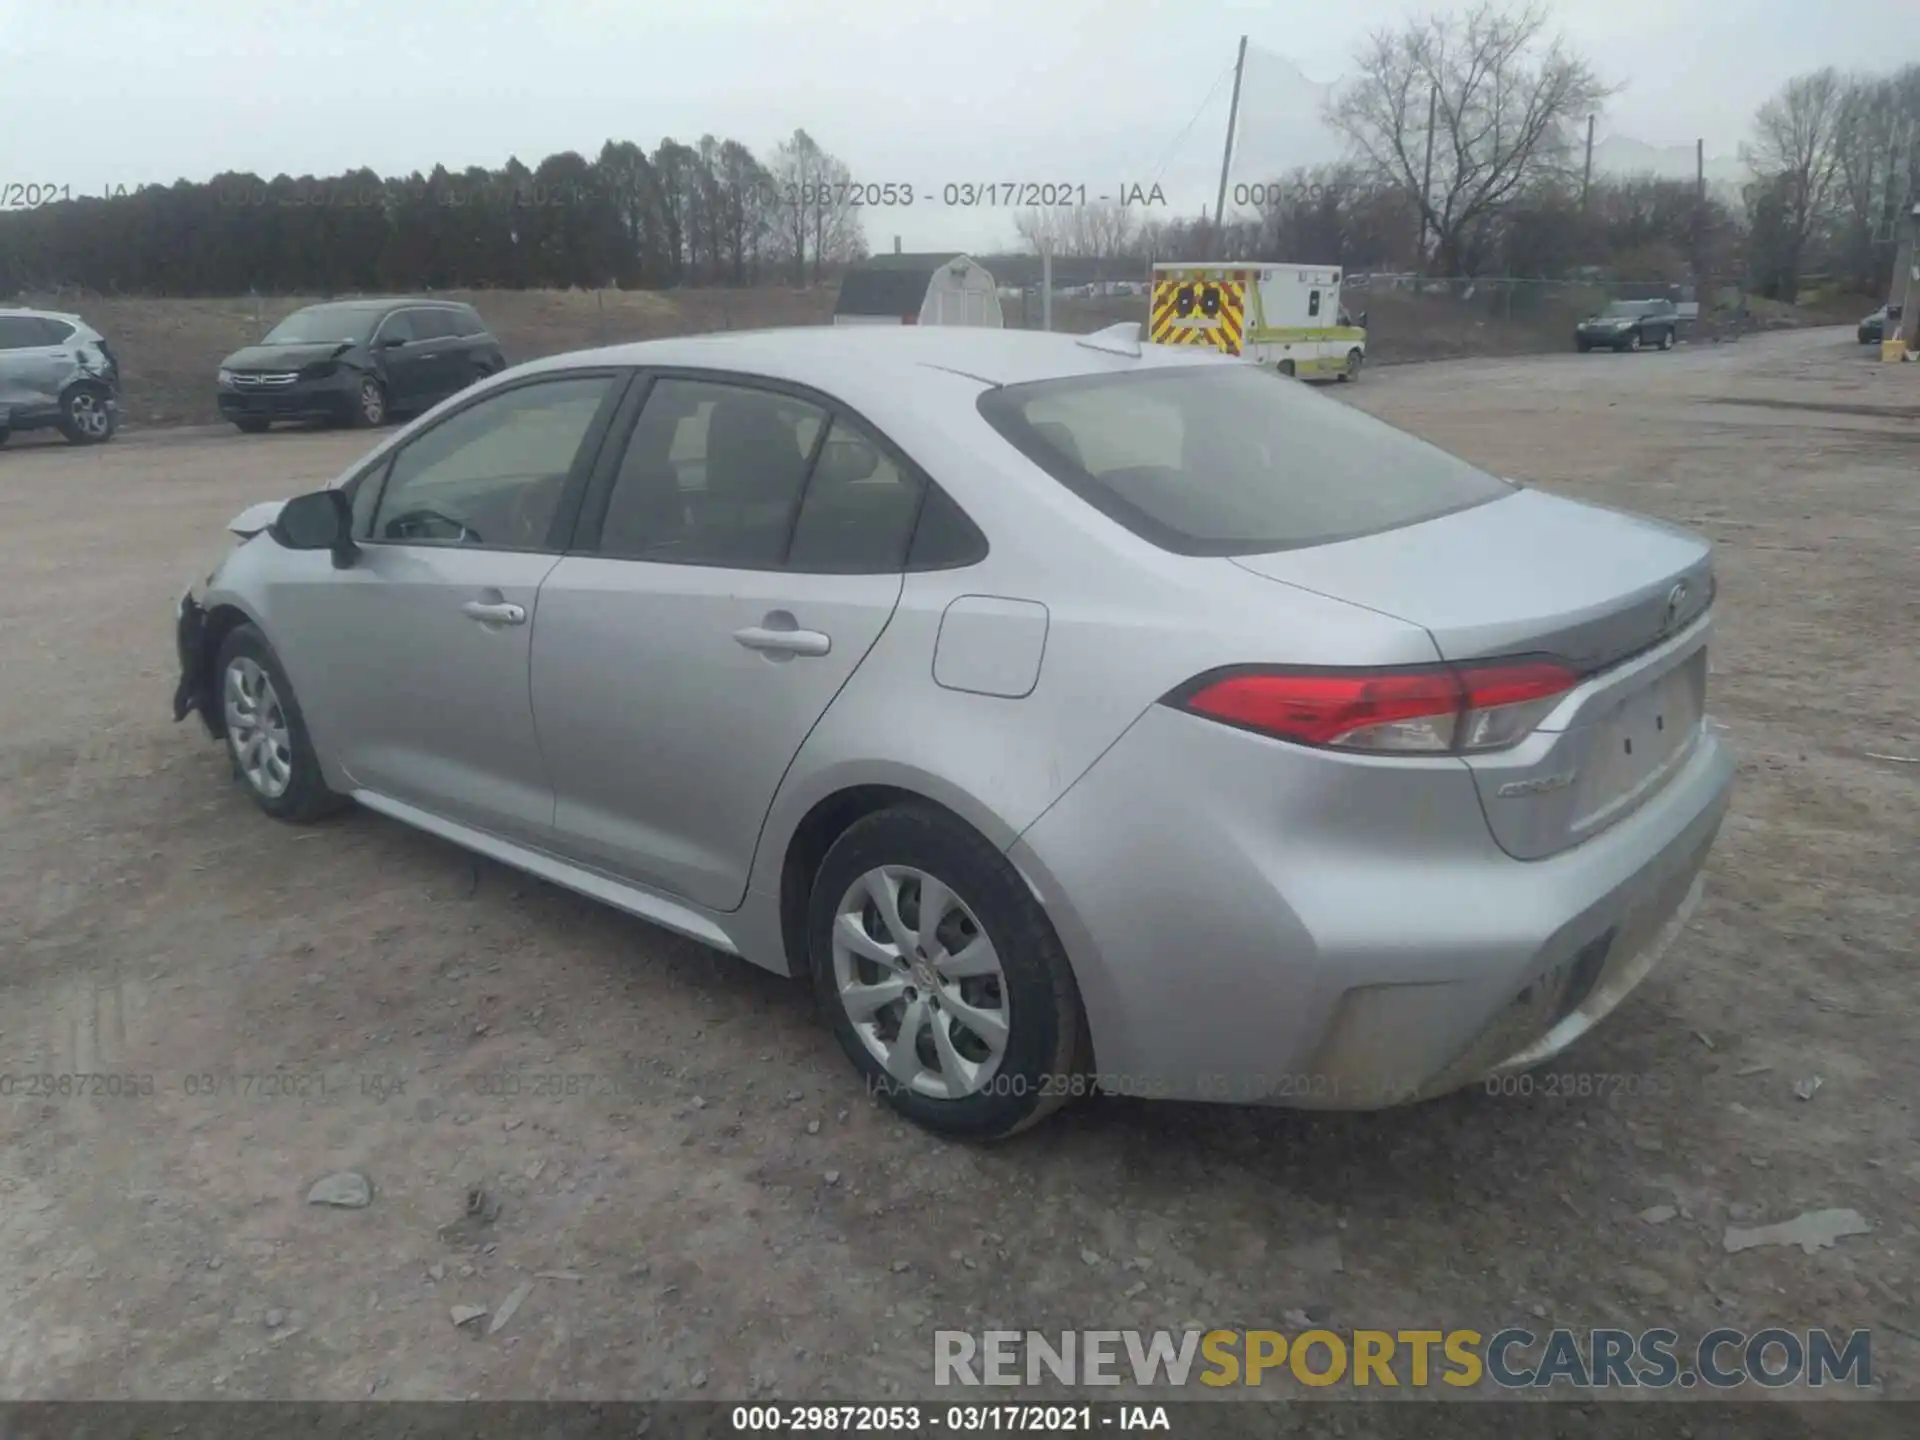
[1169, 659, 1580, 755]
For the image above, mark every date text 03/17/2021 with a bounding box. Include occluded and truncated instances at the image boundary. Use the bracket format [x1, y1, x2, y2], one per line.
[768, 182, 1169, 210]
[729, 1405, 1170, 1432]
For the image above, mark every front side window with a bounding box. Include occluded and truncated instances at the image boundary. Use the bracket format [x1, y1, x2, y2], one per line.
[978, 363, 1512, 556]
[595, 378, 826, 568]
[374, 310, 418, 346]
[0, 316, 47, 350]
[369, 376, 615, 549]
[262, 305, 381, 345]
[408, 308, 457, 340]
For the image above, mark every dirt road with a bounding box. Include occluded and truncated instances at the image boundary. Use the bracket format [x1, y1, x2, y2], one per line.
[0, 329, 1914, 1407]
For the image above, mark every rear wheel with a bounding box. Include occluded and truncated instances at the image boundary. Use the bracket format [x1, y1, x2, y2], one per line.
[233, 417, 271, 435]
[1277, 359, 1296, 378]
[214, 624, 349, 823]
[809, 805, 1087, 1139]
[58, 386, 116, 444]
[1658, 327, 1675, 351]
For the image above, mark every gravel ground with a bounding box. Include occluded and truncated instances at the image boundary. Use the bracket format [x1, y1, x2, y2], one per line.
[0, 328, 1914, 1415]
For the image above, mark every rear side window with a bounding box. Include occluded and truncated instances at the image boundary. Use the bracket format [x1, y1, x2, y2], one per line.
[596, 378, 826, 569]
[453, 307, 487, 337]
[977, 364, 1512, 556]
[375, 310, 417, 344]
[37, 318, 76, 344]
[786, 417, 926, 572]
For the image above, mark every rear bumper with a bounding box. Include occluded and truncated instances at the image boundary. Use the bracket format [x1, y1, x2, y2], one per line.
[1009, 704, 1735, 1107]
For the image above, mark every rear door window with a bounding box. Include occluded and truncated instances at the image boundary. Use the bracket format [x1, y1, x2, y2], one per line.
[409, 309, 458, 340]
[977, 363, 1512, 556]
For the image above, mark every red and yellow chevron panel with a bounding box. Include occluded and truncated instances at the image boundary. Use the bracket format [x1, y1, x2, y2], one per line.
[1149, 273, 1247, 355]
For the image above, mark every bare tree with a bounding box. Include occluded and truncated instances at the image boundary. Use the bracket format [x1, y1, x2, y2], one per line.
[1327, 3, 1609, 276]
[1741, 69, 1846, 298]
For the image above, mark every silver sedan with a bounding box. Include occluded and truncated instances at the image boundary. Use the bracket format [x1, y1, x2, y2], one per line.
[171, 325, 1735, 1138]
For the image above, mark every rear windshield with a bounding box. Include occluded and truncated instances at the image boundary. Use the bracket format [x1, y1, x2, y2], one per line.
[975, 363, 1512, 556]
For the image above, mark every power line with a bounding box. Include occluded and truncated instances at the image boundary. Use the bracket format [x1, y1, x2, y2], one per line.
[1147, 63, 1236, 193]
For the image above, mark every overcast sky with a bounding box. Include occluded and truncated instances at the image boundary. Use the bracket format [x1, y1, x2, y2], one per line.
[2, 0, 1915, 254]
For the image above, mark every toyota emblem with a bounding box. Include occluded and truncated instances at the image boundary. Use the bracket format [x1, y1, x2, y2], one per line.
[1662, 581, 1690, 632]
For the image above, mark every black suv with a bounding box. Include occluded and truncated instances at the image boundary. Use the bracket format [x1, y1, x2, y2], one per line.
[1575, 298, 1680, 353]
[216, 298, 506, 433]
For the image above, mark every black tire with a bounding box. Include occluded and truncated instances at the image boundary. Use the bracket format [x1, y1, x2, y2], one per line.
[1626, 330, 1643, 353]
[809, 805, 1088, 1140]
[233, 417, 272, 435]
[0, 427, 10, 447]
[1277, 359, 1296, 377]
[1339, 348, 1363, 382]
[57, 385, 117, 445]
[212, 623, 349, 824]
[1658, 327, 1675, 351]
[350, 375, 388, 429]
[1575, 339, 1591, 353]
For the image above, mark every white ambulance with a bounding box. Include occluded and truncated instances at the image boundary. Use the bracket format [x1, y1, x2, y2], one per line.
[1147, 262, 1367, 381]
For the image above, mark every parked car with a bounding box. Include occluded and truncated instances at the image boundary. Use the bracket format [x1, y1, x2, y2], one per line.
[1575, 299, 1680, 353]
[216, 298, 505, 434]
[0, 307, 121, 446]
[1858, 303, 1902, 344]
[171, 327, 1733, 1139]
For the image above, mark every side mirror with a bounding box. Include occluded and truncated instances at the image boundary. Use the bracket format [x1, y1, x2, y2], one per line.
[272, 488, 358, 569]
[380, 334, 407, 348]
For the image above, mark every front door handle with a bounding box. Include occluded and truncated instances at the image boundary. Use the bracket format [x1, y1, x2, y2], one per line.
[734, 623, 831, 658]
[461, 600, 526, 626]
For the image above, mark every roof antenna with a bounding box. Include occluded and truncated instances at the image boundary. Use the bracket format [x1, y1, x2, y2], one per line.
[1077, 321, 1143, 358]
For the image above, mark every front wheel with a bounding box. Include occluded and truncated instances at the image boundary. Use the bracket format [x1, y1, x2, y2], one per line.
[1626, 330, 1643, 352]
[810, 806, 1088, 1139]
[1277, 359, 1296, 378]
[1575, 339, 1592, 353]
[1658, 328, 1675, 351]
[58, 387, 116, 444]
[214, 624, 349, 823]
[233, 417, 271, 435]
[350, 376, 388, 429]
[1339, 348, 1363, 382]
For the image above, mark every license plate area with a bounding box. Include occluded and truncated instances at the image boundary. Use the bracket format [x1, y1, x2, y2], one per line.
[1571, 653, 1704, 834]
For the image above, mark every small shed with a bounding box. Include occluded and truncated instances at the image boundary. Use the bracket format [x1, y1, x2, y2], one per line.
[834, 252, 1003, 328]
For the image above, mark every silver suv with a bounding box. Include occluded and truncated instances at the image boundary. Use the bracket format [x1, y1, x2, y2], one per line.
[0, 308, 121, 446]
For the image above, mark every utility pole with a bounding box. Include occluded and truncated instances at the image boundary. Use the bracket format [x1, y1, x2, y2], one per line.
[1890, 202, 1920, 356]
[1693, 137, 1706, 303]
[1213, 35, 1249, 260]
[1580, 114, 1596, 212]
[1041, 241, 1053, 333]
[1418, 84, 1438, 273]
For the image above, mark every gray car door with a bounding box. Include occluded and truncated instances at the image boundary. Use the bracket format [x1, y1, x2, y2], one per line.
[262, 372, 626, 843]
[371, 309, 430, 409]
[0, 315, 68, 421]
[530, 375, 920, 911]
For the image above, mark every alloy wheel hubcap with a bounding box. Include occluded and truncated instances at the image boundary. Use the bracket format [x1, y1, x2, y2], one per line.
[363, 384, 383, 421]
[223, 657, 293, 798]
[831, 865, 1010, 1100]
[72, 394, 108, 437]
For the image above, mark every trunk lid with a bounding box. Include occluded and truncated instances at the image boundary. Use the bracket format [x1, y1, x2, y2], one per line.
[1231, 488, 1717, 858]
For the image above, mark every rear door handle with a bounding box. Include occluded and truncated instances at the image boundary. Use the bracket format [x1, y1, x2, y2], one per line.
[461, 600, 526, 626]
[733, 624, 831, 657]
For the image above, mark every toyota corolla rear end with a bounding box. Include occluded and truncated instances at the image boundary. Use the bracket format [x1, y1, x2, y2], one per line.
[986, 361, 1736, 1108]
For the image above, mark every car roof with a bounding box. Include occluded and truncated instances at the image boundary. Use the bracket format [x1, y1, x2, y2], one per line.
[0, 306, 86, 323]
[291, 297, 468, 313]
[513, 325, 1240, 399]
